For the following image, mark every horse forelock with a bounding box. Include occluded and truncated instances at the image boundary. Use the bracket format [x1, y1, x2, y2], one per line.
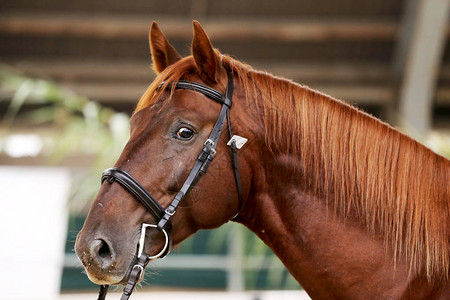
[135, 51, 450, 281]
[134, 56, 197, 113]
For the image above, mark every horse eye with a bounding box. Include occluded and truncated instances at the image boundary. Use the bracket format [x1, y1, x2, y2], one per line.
[176, 127, 194, 140]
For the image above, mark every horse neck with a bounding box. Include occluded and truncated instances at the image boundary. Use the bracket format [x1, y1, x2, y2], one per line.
[230, 80, 450, 298]
[238, 149, 448, 298]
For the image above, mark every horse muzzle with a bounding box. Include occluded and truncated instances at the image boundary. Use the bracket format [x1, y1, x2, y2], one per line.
[75, 231, 133, 285]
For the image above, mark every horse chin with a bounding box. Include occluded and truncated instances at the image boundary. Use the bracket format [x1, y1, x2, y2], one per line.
[82, 256, 136, 286]
[85, 272, 125, 286]
[86, 269, 131, 285]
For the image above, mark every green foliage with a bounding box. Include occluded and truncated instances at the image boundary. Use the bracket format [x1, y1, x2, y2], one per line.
[0, 65, 130, 213]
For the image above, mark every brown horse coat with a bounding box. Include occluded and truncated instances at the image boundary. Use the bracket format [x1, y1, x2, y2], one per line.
[76, 21, 450, 299]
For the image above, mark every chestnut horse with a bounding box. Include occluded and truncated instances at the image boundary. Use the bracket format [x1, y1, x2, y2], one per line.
[75, 21, 450, 299]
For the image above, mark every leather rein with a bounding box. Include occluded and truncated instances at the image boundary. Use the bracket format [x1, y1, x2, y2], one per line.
[97, 72, 243, 300]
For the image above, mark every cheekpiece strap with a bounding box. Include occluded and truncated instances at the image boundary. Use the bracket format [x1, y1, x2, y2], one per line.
[157, 72, 234, 230]
[120, 255, 149, 300]
[97, 285, 109, 300]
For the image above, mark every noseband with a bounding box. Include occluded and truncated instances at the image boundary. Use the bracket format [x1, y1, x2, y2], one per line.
[98, 72, 243, 300]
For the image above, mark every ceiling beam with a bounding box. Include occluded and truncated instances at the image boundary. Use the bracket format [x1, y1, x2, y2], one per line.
[0, 14, 399, 41]
[397, 0, 450, 138]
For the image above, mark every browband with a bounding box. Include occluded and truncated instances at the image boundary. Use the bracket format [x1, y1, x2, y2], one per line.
[167, 80, 231, 107]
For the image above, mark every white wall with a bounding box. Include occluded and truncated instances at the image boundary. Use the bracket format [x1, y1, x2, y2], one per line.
[0, 166, 70, 300]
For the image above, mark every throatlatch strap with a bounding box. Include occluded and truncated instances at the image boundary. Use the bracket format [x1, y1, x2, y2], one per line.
[226, 110, 243, 215]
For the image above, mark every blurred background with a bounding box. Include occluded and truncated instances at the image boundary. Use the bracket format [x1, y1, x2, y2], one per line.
[1, 0, 449, 299]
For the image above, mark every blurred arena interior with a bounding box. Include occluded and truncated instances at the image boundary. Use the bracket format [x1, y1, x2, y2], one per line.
[0, 0, 449, 298]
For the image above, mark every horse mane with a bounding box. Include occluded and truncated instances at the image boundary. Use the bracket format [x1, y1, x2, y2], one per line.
[136, 52, 450, 281]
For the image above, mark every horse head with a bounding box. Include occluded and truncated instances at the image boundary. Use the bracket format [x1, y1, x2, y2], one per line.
[75, 21, 255, 285]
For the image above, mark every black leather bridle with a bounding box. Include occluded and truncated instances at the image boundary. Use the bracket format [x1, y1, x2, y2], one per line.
[97, 72, 243, 300]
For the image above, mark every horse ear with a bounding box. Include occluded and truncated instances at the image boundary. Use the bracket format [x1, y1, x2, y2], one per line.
[192, 20, 218, 84]
[149, 21, 182, 73]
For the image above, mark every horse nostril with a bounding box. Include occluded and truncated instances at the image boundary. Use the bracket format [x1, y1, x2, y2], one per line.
[91, 239, 114, 269]
[98, 239, 112, 259]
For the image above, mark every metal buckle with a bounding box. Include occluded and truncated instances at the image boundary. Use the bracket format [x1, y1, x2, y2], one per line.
[131, 264, 144, 278]
[204, 138, 215, 147]
[165, 208, 175, 216]
[203, 139, 216, 155]
[137, 223, 169, 259]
